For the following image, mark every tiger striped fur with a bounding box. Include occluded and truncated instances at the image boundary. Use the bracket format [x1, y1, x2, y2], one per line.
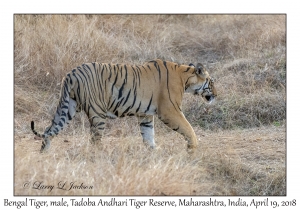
[31, 59, 217, 152]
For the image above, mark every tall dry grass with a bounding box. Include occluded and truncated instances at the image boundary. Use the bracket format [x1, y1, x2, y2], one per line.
[15, 14, 286, 129]
[14, 14, 286, 195]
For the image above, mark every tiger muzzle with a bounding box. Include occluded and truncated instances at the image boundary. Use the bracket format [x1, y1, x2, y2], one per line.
[205, 95, 215, 103]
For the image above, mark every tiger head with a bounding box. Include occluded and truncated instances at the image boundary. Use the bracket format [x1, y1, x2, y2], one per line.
[185, 63, 217, 104]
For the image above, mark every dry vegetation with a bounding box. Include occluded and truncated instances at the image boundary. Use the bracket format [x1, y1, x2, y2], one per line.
[14, 14, 286, 195]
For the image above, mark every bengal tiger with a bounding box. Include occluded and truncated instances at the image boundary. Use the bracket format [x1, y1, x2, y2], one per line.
[31, 59, 217, 152]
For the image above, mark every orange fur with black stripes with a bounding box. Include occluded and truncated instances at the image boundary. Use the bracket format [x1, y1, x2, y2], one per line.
[31, 59, 217, 152]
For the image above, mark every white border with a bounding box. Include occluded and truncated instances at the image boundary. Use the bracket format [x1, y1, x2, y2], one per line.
[2, 0, 299, 209]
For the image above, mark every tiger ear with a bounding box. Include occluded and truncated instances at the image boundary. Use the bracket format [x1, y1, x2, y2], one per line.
[189, 63, 195, 67]
[195, 63, 205, 76]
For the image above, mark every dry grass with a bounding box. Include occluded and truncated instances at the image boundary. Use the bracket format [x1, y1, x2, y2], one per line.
[14, 14, 286, 195]
[15, 123, 285, 196]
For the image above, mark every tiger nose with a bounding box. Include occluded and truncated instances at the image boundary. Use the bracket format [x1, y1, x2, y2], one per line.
[205, 95, 211, 101]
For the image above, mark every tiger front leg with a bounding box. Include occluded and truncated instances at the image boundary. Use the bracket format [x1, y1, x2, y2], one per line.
[138, 115, 155, 149]
[159, 112, 198, 152]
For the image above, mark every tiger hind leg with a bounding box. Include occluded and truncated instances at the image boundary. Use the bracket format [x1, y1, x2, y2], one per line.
[138, 115, 155, 149]
[40, 137, 51, 152]
[39, 98, 77, 152]
[89, 116, 106, 145]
